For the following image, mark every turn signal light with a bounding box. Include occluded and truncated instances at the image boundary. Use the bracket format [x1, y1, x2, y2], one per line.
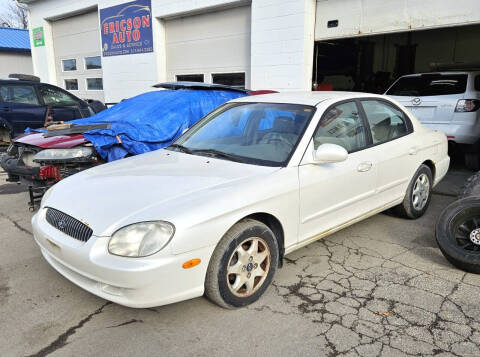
[182, 258, 201, 269]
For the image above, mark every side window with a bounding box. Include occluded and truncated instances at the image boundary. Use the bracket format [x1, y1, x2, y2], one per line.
[361, 100, 408, 145]
[313, 101, 366, 153]
[0, 85, 39, 105]
[38, 86, 79, 107]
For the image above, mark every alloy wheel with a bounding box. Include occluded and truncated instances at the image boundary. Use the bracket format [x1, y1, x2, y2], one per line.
[226, 237, 271, 297]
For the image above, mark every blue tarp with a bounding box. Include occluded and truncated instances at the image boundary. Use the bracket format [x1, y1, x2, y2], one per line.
[69, 89, 247, 161]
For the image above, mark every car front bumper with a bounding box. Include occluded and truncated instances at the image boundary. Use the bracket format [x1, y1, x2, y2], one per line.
[32, 209, 214, 308]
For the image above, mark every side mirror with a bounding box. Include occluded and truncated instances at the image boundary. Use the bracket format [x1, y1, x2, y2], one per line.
[313, 143, 348, 164]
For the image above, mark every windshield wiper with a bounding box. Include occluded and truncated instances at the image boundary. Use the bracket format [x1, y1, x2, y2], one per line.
[168, 144, 192, 154]
[191, 148, 245, 163]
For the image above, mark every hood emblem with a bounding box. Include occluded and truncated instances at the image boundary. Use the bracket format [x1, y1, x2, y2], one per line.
[57, 219, 67, 230]
[412, 97, 422, 106]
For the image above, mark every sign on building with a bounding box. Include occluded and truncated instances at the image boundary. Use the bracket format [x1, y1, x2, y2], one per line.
[32, 27, 45, 47]
[100, 0, 153, 57]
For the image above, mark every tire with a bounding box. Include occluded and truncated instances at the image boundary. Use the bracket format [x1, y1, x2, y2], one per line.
[465, 153, 480, 171]
[436, 197, 480, 274]
[460, 171, 480, 198]
[205, 218, 279, 309]
[394, 164, 433, 219]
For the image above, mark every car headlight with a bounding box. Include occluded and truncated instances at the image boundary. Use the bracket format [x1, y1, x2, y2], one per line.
[108, 221, 175, 257]
[33, 147, 94, 162]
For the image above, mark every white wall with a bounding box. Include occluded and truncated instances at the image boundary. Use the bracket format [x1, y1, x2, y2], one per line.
[250, 0, 316, 91]
[0, 52, 33, 78]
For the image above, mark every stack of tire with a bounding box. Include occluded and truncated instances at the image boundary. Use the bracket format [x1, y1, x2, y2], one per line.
[436, 172, 480, 273]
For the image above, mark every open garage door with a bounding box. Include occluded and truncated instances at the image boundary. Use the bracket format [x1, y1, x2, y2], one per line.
[52, 10, 104, 102]
[165, 6, 251, 89]
[312, 0, 480, 92]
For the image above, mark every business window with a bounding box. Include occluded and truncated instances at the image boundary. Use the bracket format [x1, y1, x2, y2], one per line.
[86, 78, 103, 90]
[62, 59, 77, 71]
[176, 74, 204, 82]
[212, 73, 245, 88]
[64, 79, 78, 91]
[85, 56, 102, 70]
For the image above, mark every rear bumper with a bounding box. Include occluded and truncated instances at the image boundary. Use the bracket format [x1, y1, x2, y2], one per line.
[420, 122, 480, 145]
[433, 156, 450, 187]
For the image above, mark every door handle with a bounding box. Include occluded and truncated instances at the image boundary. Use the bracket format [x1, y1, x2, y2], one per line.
[2, 106, 10, 112]
[357, 162, 373, 172]
[409, 147, 418, 155]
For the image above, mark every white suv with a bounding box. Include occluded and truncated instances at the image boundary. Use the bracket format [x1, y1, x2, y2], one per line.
[386, 71, 480, 169]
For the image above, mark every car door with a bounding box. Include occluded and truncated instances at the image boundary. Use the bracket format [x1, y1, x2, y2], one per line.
[358, 99, 418, 204]
[0, 84, 47, 136]
[298, 100, 378, 243]
[37, 85, 86, 122]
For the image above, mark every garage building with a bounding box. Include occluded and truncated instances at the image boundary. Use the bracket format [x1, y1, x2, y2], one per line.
[20, 0, 480, 103]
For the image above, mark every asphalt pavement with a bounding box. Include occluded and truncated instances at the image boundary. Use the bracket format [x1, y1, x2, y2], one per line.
[1, 165, 480, 357]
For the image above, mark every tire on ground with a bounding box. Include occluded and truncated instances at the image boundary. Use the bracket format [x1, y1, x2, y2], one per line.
[436, 196, 480, 274]
[394, 164, 433, 219]
[204, 218, 279, 309]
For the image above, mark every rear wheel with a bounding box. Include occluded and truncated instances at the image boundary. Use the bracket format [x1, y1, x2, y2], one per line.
[436, 197, 480, 273]
[205, 219, 279, 309]
[394, 164, 432, 219]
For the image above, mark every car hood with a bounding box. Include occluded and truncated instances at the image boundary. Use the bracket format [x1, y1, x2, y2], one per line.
[43, 149, 279, 236]
[14, 132, 88, 148]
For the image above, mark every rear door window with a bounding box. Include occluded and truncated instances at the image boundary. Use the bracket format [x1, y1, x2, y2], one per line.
[361, 100, 409, 144]
[0, 85, 39, 105]
[386, 74, 468, 96]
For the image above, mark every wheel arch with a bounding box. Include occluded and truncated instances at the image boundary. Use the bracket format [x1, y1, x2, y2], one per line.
[421, 159, 436, 182]
[239, 212, 285, 268]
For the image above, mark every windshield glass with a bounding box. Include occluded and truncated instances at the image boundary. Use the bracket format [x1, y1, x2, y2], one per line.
[386, 74, 468, 96]
[172, 102, 315, 166]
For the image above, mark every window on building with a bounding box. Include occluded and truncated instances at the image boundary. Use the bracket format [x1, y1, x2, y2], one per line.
[212, 73, 245, 88]
[86, 78, 103, 90]
[64, 79, 78, 91]
[176, 74, 204, 82]
[38, 85, 79, 107]
[0, 85, 39, 105]
[62, 59, 77, 71]
[85, 56, 102, 70]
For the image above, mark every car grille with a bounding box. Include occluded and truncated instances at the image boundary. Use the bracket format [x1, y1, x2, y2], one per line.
[45, 208, 93, 242]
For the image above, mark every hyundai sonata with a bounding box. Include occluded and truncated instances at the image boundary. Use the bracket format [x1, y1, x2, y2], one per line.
[32, 92, 449, 308]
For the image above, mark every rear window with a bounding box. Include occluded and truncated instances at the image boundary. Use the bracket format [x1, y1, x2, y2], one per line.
[386, 74, 467, 96]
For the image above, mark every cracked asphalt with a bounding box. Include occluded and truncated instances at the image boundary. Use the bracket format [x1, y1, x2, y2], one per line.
[1, 165, 480, 356]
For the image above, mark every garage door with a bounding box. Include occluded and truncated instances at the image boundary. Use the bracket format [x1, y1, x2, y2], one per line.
[52, 10, 104, 102]
[165, 6, 251, 88]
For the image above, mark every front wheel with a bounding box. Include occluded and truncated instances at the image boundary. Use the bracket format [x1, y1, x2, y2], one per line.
[394, 164, 433, 219]
[205, 219, 279, 309]
[436, 197, 480, 273]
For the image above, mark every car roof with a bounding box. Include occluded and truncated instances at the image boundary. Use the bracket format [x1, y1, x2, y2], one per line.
[0, 79, 42, 85]
[230, 91, 386, 106]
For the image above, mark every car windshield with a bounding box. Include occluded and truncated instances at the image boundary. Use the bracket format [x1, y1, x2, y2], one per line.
[171, 102, 316, 166]
[386, 74, 468, 96]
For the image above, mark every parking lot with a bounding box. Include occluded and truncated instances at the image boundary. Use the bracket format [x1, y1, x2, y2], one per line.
[0, 165, 479, 357]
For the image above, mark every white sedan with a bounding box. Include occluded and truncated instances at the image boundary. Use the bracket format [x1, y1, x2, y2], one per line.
[32, 92, 450, 308]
